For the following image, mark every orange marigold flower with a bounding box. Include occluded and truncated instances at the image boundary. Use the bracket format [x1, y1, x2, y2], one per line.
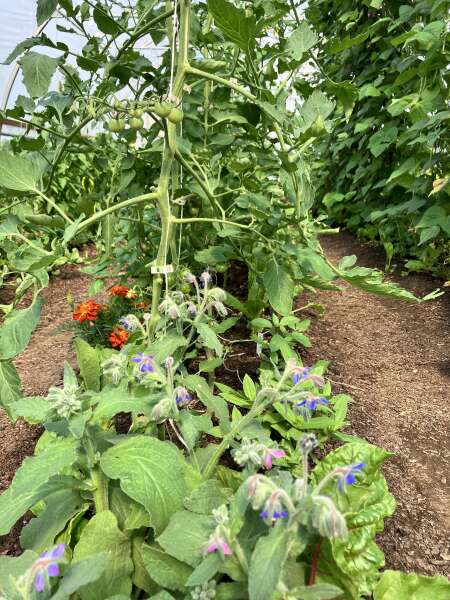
[73, 299, 102, 323]
[109, 328, 129, 349]
[134, 300, 149, 310]
[109, 285, 129, 297]
[126, 289, 138, 299]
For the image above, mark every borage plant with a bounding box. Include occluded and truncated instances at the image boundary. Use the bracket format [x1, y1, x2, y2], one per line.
[0, 2, 447, 599]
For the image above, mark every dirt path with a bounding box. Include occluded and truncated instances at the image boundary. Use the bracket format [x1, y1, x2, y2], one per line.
[0, 260, 99, 555]
[302, 232, 450, 577]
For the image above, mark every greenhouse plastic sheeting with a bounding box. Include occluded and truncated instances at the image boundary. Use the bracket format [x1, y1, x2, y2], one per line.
[1, 1, 48, 107]
[0, 0, 164, 111]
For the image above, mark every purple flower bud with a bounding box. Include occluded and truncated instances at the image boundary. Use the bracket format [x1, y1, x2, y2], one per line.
[204, 533, 232, 558]
[168, 304, 180, 319]
[199, 270, 212, 288]
[260, 491, 288, 524]
[262, 448, 285, 470]
[175, 386, 192, 405]
[187, 301, 197, 315]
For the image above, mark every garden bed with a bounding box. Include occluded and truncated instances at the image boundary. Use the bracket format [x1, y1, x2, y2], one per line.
[1, 233, 448, 581]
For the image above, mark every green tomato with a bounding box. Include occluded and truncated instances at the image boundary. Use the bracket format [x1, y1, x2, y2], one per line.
[130, 117, 144, 130]
[154, 101, 172, 118]
[168, 108, 184, 124]
[107, 119, 120, 132]
[310, 115, 327, 136]
[116, 118, 125, 132]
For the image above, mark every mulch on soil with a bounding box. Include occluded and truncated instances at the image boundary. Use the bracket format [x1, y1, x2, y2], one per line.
[0, 234, 448, 580]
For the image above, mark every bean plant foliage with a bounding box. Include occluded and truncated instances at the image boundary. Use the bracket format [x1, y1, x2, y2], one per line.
[0, 1, 447, 599]
[308, 0, 450, 275]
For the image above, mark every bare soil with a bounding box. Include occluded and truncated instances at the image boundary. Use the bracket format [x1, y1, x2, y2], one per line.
[1, 234, 449, 581]
[301, 232, 450, 578]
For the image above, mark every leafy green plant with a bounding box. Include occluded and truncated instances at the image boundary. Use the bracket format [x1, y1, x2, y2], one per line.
[308, 0, 450, 275]
[0, 2, 445, 599]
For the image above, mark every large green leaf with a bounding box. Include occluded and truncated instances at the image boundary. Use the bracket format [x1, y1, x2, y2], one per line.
[72, 339, 99, 393]
[373, 570, 450, 600]
[313, 442, 396, 598]
[91, 386, 153, 423]
[93, 4, 122, 35]
[37, 0, 58, 25]
[368, 127, 398, 158]
[289, 584, 344, 600]
[73, 511, 133, 600]
[337, 266, 420, 302]
[299, 90, 335, 131]
[0, 360, 22, 415]
[141, 544, 192, 591]
[10, 396, 50, 423]
[184, 479, 232, 514]
[157, 510, 215, 567]
[20, 488, 85, 552]
[100, 436, 188, 534]
[109, 486, 152, 531]
[0, 437, 79, 535]
[287, 21, 318, 61]
[263, 259, 294, 316]
[0, 297, 43, 360]
[0, 151, 42, 192]
[51, 554, 109, 600]
[195, 322, 223, 356]
[248, 527, 291, 600]
[0, 551, 38, 597]
[208, 0, 256, 52]
[20, 51, 59, 97]
[184, 374, 230, 432]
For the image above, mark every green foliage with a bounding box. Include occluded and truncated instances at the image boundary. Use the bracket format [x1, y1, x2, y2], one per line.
[0, 1, 441, 598]
[72, 511, 133, 599]
[373, 570, 450, 600]
[248, 527, 291, 600]
[100, 437, 189, 534]
[308, 0, 450, 275]
[0, 437, 79, 535]
[0, 151, 42, 192]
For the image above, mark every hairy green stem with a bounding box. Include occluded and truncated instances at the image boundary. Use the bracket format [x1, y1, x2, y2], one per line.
[33, 189, 73, 224]
[148, 0, 191, 337]
[76, 192, 158, 232]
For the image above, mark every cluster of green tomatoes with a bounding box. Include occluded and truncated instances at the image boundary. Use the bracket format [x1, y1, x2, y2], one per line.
[105, 98, 184, 133]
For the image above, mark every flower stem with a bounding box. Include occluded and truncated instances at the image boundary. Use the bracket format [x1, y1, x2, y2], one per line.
[308, 542, 321, 585]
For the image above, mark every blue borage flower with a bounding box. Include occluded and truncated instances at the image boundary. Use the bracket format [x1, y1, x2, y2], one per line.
[118, 314, 139, 332]
[336, 463, 366, 492]
[295, 395, 329, 419]
[259, 510, 288, 520]
[291, 366, 324, 387]
[131, 352, 155, 373]
[175, 386, 192, 405]
[199, 270, 212, 288]
[32, 544, 65, 592]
